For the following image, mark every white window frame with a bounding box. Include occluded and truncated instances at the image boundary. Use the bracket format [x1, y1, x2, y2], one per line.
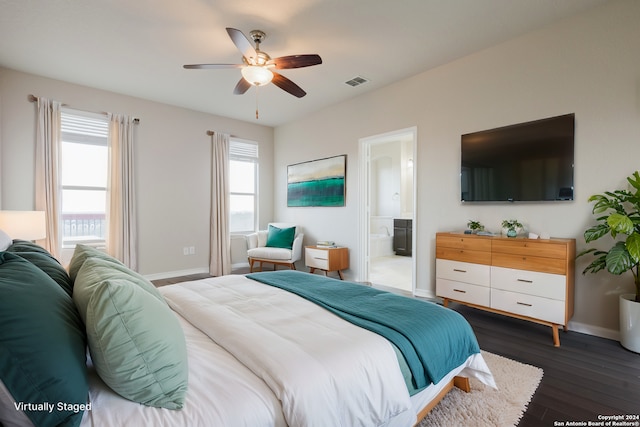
[229, 138, 259, 234]
[60, 108, 109, 249]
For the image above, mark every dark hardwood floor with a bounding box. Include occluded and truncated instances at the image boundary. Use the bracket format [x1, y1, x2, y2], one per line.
[450, 302, 640, 427]
[153, 273, 640, 427]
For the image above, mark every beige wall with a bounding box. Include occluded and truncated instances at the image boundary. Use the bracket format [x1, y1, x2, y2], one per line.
[0, 68, 274, 277]
[274, 0, 640, 338]
[1, 1, 638, 339]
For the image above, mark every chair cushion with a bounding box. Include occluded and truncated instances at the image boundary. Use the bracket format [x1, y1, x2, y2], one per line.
[265, 225, 296, 250]
[248, 246, 293, 261]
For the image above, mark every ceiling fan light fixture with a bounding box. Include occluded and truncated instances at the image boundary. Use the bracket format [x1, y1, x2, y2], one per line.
[241, 65, 273, 86]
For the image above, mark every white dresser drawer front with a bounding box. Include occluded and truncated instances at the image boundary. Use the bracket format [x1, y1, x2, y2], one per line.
[491, 266, 566, 300]
[436, 259, 490, 286]
[491, 289, 565, 324]
[305, 249, 329, 269]
[436, 278, 491, 306]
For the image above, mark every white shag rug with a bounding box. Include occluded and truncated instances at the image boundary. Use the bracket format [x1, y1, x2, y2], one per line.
[419, 351, 543, 427]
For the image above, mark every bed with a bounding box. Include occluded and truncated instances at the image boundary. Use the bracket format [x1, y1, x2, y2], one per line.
[0, 240, 495, 427]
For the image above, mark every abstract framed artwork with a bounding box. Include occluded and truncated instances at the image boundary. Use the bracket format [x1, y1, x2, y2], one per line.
[287, 155, 346, 207]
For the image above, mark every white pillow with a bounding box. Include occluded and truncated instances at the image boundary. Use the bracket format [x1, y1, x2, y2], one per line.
[0, 229, 11, 251]
[0, 379, 34, 427]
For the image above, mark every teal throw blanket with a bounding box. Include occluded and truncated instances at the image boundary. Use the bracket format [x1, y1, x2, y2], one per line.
[246, 270, 480, 389]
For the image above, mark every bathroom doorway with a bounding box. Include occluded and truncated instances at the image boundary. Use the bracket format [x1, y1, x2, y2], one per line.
[358, 127, 416, 293]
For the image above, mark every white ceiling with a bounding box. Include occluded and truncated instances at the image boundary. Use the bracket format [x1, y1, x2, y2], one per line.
[0, 0, 608, 127]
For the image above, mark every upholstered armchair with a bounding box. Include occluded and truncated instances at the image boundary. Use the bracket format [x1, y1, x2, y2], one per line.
[246, 223, 304, 272]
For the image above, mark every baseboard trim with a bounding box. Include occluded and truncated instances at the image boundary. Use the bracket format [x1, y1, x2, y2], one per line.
[414, 288, 436, 299]
[144, 268, 209, 281]
[568, 321, 620, 342]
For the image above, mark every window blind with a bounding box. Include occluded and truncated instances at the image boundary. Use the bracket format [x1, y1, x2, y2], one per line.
[61, 109, 108, 146]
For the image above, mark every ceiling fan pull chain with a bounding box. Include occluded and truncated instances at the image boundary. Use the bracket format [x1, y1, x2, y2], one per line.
[255, 87, 258, 119]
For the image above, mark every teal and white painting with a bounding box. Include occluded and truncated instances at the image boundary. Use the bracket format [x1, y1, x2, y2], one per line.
[287, 155, 346, 207]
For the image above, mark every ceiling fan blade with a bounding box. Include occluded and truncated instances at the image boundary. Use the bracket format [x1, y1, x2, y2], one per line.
[226, 27, 257, 63]
[183, 64, 243, 69]
[269, 54, 322, 69]
[233, 78, 251, 95]
[272, 72, 306, 98]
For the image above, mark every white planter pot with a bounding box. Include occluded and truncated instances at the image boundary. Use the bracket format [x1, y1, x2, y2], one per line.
[619, 293, 640, 353]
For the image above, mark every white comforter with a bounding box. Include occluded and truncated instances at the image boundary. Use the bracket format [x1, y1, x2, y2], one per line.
[160, 275, 415, 427]
[80, 274, 494, 427]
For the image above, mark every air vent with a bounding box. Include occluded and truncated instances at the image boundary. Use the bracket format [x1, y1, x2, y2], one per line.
[344, 76, 370, 87]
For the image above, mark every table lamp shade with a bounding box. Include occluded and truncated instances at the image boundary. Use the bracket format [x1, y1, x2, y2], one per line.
[0, 211, 47, 240]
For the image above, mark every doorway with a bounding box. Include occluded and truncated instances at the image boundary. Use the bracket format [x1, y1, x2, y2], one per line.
[358, 127, 416, 293]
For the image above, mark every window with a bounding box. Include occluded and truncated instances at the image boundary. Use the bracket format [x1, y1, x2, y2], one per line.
[229, 139, 258, 233]
[60, 109, 109, 248]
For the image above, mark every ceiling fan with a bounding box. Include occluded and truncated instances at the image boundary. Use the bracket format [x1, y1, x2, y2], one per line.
[184, 28, 322, 98]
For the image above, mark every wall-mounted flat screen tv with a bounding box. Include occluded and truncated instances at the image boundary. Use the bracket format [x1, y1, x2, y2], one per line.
[461, 113, 575, 202]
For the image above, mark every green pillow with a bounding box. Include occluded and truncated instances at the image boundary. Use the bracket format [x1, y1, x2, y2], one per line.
[67, 244, 125, 282]
[265, 225, 296, 250]
[73, 257, 188, 409]
[0, 253, 88, 427]
[5, 239, 53, 256]
[13, 251, 74, 296]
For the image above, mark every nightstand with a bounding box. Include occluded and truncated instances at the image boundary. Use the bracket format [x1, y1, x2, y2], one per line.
[305, 246, 349, 280]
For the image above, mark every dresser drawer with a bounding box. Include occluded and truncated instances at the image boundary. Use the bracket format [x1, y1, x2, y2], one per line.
[491, 266, 566, 300]
[436, 259, 490, 286]
[492, 239, 567, 259]
[436, 248, 491, 265]
[436, 234, 492, 251]
[305, 248, 328, 269]
[436, 278, 490, 306]
[491, 289, 566, 324]
[492, 252, 566, 275]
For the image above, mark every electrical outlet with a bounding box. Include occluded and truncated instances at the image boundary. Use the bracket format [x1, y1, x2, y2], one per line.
[183, 247, 189, 256]
[189, 246, 195, 255]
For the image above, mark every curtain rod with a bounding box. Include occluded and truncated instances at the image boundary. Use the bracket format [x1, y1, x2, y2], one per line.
[207, 131, 237, 137]
[28, 94, 140, 123]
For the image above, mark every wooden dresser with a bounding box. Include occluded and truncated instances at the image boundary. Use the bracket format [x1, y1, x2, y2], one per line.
[435, 232, 575, 346]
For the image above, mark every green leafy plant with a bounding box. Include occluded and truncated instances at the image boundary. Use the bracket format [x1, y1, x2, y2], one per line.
[577, 171, 640, 302]
[467, 220, 484, 232]
[501, 219, 522, 231]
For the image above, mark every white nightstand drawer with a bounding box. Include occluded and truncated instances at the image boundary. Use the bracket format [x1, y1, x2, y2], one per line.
[436, 278, 491, 306]
[306, 248, 328, 261]
[491, 266, 566, 300]
[491, 288, 565, 324]
[305, 249, 329, 269]
[436, 259, 490, 286]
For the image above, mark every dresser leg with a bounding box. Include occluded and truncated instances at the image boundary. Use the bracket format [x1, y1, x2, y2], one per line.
[552, 324, 560, 347]
[338, 270, 344, 280]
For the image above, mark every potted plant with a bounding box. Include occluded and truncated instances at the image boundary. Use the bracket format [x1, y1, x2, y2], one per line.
[501, 219, 522, 237]
[467, 220, 484, 234]
[577, 170, 640, 353]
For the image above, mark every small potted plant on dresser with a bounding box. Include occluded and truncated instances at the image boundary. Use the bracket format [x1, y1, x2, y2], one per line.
[501, 219, 522, 237]
[466, 220, 484, 234]
[578, 171, 640, 353]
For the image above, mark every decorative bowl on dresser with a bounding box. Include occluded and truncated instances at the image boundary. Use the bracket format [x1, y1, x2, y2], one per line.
[435, 232, 575, 346]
